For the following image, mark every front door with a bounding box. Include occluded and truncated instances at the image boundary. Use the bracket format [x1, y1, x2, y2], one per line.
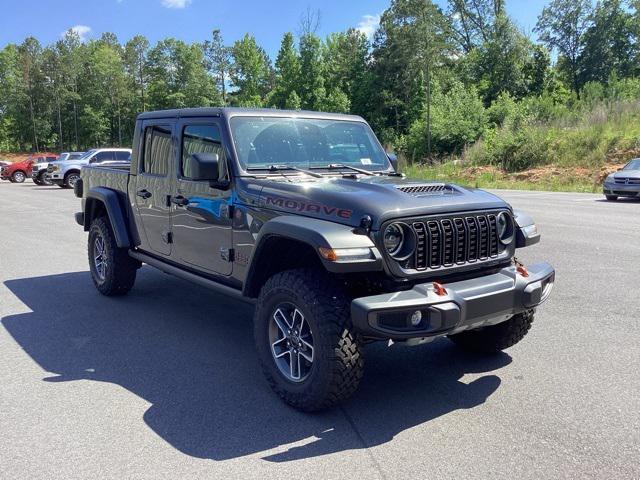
[133, 122, 174, 257]
[171, 119, 233, 276]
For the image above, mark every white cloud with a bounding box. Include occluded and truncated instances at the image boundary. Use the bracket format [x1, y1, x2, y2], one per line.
[62, 25, 92, 42]
[356, 14, 380, 39]
[161, 0, 191, 8]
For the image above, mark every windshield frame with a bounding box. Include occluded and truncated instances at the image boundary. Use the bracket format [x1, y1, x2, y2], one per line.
[227, 114, 393, 176]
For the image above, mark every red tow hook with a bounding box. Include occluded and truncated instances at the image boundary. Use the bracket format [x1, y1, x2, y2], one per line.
[432, 281, 448, 296]
[515, 259, 529, 277]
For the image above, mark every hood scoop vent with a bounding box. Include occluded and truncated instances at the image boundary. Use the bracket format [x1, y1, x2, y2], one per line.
[396, 183, 457, 196]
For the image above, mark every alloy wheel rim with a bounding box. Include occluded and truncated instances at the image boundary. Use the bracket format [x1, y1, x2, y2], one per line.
[269, 303, 314, 382]
[93, 234, 107, 281]
[14, 172, 24, 182]
[68, 175, 79, 187]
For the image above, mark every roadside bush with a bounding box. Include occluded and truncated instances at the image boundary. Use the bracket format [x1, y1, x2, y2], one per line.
[403, 82, 486, 161]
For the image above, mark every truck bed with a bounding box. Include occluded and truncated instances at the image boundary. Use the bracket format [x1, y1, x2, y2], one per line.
[81, 164, 130, 195]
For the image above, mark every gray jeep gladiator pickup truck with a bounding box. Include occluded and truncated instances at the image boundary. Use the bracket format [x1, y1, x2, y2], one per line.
[75, 108, 555, 411]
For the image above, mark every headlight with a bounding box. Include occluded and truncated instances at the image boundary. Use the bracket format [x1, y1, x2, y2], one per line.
[383, 223, 404, 255]
[497, 212, 515, 244]
[383, 222, 416, 260]
[51, 165, 59, 171]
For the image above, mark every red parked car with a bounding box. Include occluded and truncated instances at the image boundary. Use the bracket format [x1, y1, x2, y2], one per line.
[0, 153, 57, 183]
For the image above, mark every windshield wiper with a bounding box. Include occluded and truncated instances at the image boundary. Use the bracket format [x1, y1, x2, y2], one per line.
[312, 163, 375, 176]
[247, 164, 323, 178]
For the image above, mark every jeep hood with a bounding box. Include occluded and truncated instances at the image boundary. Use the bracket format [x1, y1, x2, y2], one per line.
[253, 175, 510, 229]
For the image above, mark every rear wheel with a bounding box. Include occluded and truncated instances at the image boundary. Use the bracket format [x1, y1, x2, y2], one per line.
[11, 170, 26, 183]
[32, 176, 43, 185]
[88, 217, 138, 296]
[605, 195, 618, 201]
[254, 269, 364, 411]
[448, 310, 535, 353]
[64, 172, 80, 189]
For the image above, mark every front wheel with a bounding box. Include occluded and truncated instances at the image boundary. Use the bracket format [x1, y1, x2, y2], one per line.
[448, 310, 534, 353]
[88, 217, 138, 296]
[11, 171, 26, 183]
[254, 269, 364, 411]
[605, 195, 618, 201]
[39, 172, 52, 186]
[64, 172, 80, 189]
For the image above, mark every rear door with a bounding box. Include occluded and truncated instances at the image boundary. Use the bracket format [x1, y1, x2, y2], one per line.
[171, 118, 233, 276]
[133, 122, 175, 257]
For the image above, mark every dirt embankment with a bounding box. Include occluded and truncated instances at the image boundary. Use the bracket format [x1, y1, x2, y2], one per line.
[0, 152, 59, 163]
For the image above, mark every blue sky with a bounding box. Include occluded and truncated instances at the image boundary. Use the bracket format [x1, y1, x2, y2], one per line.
[0, 0, 549, 57]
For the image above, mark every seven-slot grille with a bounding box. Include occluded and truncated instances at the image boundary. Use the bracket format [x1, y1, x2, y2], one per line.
[410, 212, 501, 270]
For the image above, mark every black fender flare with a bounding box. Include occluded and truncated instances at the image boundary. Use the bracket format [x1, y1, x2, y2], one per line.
[84, 187, 131, 248]
[243, 216, 383, 295]
[513, 209, 540, 248]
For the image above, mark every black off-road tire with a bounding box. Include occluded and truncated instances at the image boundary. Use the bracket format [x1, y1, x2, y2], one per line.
[254, 269, 364, 411]
[33, 176, 43, 185]
[448, 310, 535, 353]
[38, 172, 52, 186]
[88, 216, 138, 296]
[605, 195, 618, 201]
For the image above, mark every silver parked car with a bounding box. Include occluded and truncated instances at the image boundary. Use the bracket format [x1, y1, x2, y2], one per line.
[603, 158, 640, 201]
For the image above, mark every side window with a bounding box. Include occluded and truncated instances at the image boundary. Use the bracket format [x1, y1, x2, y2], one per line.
[94, 151, 113, 163]
[181, 124, 227, 180]
[142, 125, 172, 176]
[115, 151, 131, 161]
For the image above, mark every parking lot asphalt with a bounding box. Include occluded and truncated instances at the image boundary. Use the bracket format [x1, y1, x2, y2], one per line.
[1, 182, 638, 479]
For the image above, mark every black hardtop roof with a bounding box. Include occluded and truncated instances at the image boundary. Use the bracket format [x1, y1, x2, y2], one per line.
[137, 107, 365, 123]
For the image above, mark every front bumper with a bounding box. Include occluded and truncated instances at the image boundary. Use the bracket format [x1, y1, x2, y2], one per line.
[604, 183, 640, 197]
[351, 262, 555, 340]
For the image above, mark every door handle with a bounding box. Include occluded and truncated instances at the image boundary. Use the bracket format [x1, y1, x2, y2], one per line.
[136, 189, 152, 199]
[171, 195, 189, 206]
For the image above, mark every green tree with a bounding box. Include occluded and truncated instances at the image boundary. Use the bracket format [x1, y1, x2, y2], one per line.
[270, 32, 301, 109]
[324, 29, 370, 116]
[123, 35, 150, 112]
[298, 33, 327, 110]
[535, 0, 592, 94]
[204, 29, 231, 106]
[579, 0, 636, 85]
[229, 34, 272, 107]
[371, 0, 453, 155]
[147, 38, 220, 110]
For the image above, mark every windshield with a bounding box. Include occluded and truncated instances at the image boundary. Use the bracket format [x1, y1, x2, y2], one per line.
[78, 149, 98, 161]
[229, 116, 391, 172]
[624, 159, 640, 170]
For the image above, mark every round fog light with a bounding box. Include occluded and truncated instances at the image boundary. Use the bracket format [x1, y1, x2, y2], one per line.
[409, 310, 422, 327]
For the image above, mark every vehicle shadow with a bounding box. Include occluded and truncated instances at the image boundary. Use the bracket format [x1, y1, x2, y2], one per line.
[2, 269, 510, 462]
[594, 197, 640, 203]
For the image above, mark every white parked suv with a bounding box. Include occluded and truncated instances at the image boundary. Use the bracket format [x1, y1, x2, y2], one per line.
[47, 148, 131, 188]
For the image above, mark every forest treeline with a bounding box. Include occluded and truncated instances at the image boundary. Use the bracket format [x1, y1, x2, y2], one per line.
[1, 0, 640, 170]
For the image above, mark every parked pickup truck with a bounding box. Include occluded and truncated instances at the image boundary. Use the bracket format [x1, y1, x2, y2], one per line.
[75, 108, 555, 411]
[48, 148, 131, 188]
[32, 152, 84, 185]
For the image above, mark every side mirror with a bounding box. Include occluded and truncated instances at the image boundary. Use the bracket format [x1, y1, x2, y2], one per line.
[186, 153, 219, 181]
[387, 152, 398, 172]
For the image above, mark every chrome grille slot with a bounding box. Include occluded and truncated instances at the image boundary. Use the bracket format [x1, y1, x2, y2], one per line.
[407, 211, 505, 272]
